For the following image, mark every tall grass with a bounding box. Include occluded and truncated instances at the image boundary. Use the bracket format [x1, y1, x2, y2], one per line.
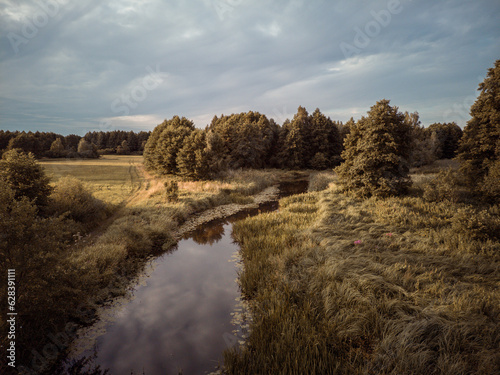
[223, 184, 500, 374]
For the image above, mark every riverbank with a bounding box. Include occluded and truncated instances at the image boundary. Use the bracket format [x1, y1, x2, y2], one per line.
[223, 180, 500, 374]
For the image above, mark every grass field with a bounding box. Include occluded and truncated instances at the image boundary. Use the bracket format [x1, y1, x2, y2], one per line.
[223, 172, 500, 374]
[40, 155, 145, 204]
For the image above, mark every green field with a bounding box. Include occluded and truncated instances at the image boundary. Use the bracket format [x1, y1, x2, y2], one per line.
[40, 155, 145, 204]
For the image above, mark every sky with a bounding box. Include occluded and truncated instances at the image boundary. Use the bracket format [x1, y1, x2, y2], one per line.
[0, 0, 499, 136]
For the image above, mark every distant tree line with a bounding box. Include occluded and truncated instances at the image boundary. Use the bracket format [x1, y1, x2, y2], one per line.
[0, 130, 150, 159]
[144, 106, 463, 181]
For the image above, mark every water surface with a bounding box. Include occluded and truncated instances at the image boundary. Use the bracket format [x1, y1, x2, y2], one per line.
[71, 180, 308, 374]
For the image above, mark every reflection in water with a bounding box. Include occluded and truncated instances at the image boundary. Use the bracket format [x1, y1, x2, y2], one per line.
[71, 180, 308, 375]
[75, 222, 241, 375]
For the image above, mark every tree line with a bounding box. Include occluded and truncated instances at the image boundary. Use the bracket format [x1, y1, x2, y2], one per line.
[0, 130, 150, 159]
[145, 58, 499, 203]
[144, 107, 462, 180]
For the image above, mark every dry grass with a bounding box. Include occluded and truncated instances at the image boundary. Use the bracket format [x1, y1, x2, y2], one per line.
[223, 181, 500, 374]
[308, 170, 336, 192]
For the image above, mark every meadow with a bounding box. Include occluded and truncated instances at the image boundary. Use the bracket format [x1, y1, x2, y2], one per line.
[223, 168, 500, 374]
[40, 155, 145, 205]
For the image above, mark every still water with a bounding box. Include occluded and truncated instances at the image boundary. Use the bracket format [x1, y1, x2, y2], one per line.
[71, 180, 308, 375]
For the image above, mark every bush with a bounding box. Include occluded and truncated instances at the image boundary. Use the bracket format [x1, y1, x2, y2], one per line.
[49, 177, 108, 230]
[422, 169, 466, 203]
[164, 180, 179, 202]
[451, 206, 500, 241]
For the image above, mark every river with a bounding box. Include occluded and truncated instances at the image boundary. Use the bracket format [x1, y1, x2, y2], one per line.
[67, 180, 308, 375]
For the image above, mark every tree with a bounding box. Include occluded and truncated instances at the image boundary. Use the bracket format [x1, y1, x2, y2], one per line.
[77, 139, 98, 158]
[177, 130, 210, 179]
[0, 149, 52, 206]
[407, 112, 436, 167]
[458, 59, 500, 188]
[208, 111, 276, 169]
[7, 132, 42, 157]
[335, 99, 412, 197]
[49, 137, 65, 157]
[116, 140, 131, 155]
[308, 108, 342, 168]
[278, 107, 309, 169]
[143, 116, 195, 174]
[427, 122, 463, 159]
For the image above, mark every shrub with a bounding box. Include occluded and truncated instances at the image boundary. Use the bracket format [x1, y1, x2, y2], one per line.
[451, 206, 500, 241]
[422, 169, 464, 203]
[49, 177, 108, 230]
[164, 180, 179, 202]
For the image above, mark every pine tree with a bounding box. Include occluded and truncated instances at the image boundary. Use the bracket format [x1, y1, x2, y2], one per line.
[279, 107, 309, 169]
[335, 99, 412, 197]
[309, 108, 342, 169]
[458, 59, 500, 189]
[177, 129, 210, 179]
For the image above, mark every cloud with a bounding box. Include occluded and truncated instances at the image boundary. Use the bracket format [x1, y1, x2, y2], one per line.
[0, 0, 499, 134]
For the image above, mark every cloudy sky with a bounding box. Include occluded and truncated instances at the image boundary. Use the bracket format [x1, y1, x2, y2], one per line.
[0, 0, 499, 135]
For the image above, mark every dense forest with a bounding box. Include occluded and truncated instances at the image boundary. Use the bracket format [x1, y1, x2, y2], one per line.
[144, 107, 463, 180]
[0, 130, 150, 159]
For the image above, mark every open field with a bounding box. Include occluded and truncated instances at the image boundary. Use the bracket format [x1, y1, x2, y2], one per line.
[40, 155, 145, 205]
[224, 173, 500, 374]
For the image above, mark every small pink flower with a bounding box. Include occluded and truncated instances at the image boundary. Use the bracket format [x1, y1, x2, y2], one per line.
[385, 233, 393, 237]
[354, 240, 362, 245]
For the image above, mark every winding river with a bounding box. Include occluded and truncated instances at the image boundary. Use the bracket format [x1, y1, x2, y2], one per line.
[68, 180, 308, 375]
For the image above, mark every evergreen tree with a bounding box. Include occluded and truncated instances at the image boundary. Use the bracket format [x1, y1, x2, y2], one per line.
[177, 129, 211, 179]
[309, 108, 342, 168]
[279, 107, 309, 169]
[406, 112, 436, 167]
[335, 99, 412, 197]
[427, 122, 463, 159]
[0, 149, 52, 207]
[458, 59, 500, 188]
